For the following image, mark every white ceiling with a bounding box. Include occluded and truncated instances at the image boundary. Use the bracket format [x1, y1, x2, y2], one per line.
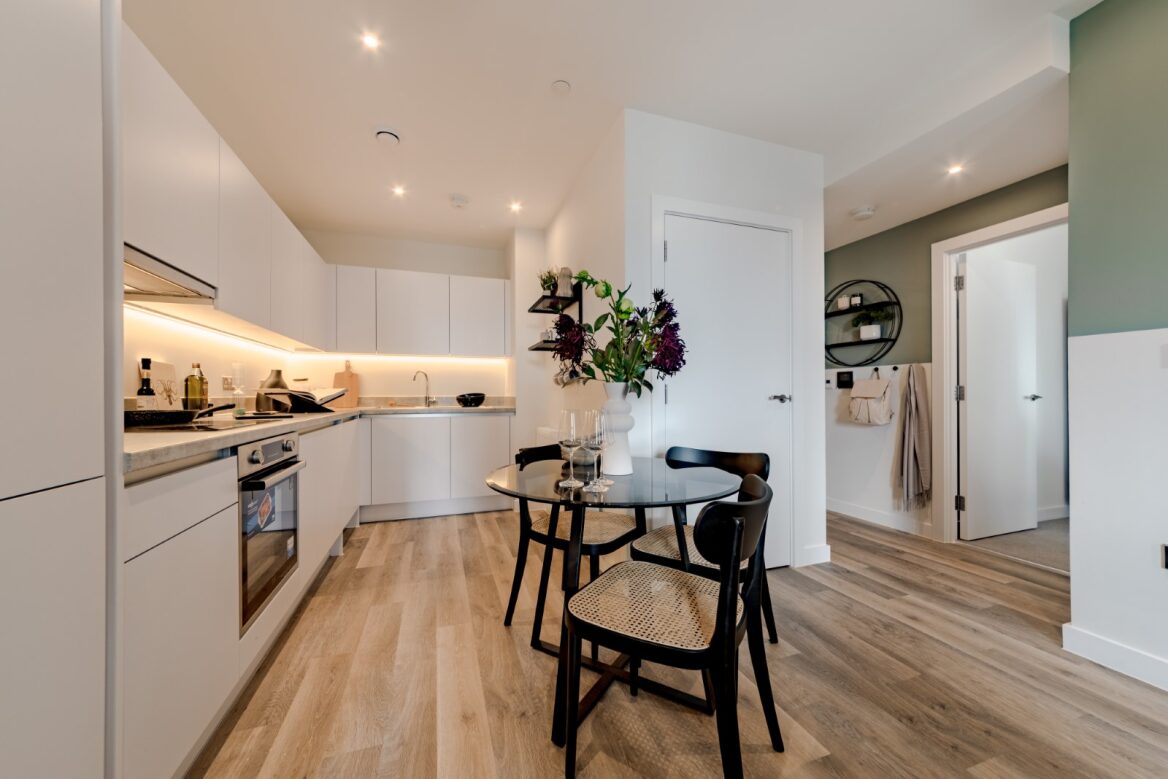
[124, 0, 1096, 251]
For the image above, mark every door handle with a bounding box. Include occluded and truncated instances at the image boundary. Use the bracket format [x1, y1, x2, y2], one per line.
[1025, 394, 1043, 401]
[768, 394, 792, 403]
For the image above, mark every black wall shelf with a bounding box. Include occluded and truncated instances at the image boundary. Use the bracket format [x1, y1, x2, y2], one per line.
[824, 279, 903, 367]
[527, 280, 582, 353]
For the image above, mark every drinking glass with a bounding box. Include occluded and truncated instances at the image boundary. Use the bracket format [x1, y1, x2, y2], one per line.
[582, 410, 608, 493]
[558, 409, 585, 489]
[594, 411, 614, 487]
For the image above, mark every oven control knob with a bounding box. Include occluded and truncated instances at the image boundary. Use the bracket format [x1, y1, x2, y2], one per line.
[248, 450, 264, 465]
[282, 439, 295, 452]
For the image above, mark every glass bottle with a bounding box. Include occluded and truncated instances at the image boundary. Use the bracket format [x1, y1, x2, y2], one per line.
[136, 357, 156, 410]
[184, 362, 208, 410]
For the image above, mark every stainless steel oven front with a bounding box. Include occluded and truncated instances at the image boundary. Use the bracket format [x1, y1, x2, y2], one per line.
[238, 432, 304, 635]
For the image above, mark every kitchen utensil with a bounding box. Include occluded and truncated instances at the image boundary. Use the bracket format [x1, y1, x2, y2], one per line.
[456, 392, 485, 407]
[124, 403, 235, 428]
[331, 361, 359, 408]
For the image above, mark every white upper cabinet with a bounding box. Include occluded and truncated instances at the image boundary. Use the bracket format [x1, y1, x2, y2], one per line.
[302, 241, 336, 351]
[270, 205, 304, 342]
[1, 0, 104, 500]
[336, 265, 377, 353]
[218, 140, 272, 328]
[450, 276, 506, 356]
[122, 25, 220, 286]
[377, 269, 450, 355]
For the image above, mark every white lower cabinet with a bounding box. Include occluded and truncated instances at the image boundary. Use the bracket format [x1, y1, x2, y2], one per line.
[0, 479, 105, 778]
[371, 416, 452, 504]
[300, 421, 359, 566]
[122, 504, 238, 779]
[451, 415, 511, 498]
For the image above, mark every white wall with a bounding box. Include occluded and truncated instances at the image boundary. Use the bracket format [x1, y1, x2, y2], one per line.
[1064, 327, 1168, 691]
[621, 110, 828, 566]
[123, 307, 508, 402]
[545, 112, 627, 412]
[304, 230, 507, 279]
[965, 223, 1068, 519]
[826, 364, 933, 535]
[507, 227, 561, 449]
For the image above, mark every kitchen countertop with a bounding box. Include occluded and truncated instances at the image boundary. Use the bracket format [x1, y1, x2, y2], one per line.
[124, 404, 515, 476]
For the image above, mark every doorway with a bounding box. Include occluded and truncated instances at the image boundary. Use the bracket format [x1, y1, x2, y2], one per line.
[656, 209, 796, 567]
[930, 205, 1069, 572]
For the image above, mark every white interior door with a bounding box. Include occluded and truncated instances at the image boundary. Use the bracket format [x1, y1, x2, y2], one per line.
[663, 214, 793, 567]
[958, 253, 1039, 540]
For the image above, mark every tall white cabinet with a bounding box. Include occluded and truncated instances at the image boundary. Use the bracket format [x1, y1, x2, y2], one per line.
[336, 265, 378, 352]
[377, 269, 450, 355]
[218, 140, 272, 328]
[450, 276, 506, 356]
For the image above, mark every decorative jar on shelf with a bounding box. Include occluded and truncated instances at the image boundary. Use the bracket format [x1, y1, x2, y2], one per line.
[555, 266, 574, 297]
[859, 324, 882, 341]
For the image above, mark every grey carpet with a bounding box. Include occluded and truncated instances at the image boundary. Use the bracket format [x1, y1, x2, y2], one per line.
[964, 517, 1069, 572]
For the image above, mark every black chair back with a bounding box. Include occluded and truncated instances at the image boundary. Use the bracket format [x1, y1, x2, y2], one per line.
[516, 443, 562, 470]
[665, 446, 769, 481]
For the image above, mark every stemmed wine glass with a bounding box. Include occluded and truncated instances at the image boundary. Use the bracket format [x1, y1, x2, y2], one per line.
[558, 409, 585, 489]
[583, 411, 610, 493]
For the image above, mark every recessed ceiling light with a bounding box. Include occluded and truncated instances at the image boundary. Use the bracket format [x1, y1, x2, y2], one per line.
[392, 185, 405, 197]
[375, 127, 401, 145]
[510, 201, 523, 213]
[948, 164, 964, 175]
[360, 32, 381, 50]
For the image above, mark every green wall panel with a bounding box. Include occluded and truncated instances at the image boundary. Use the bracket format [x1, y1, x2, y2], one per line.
[825, 166, 1068, 365]
[1069, 0, 1168, 337]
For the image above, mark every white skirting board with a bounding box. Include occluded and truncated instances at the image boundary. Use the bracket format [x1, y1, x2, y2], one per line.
[360, 495, 513, 522]
[1063, 624, 1168, 692]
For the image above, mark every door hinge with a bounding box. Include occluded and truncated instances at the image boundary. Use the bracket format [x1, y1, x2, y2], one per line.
[664, 240, 668, 262]
[955, 495, 966, 512]
[954, 275, 965, 291]
[664, 384, 668, 404]
[955, 385, 966, 401]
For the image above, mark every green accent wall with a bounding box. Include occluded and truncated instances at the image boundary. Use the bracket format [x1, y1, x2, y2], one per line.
[825, 165, 1069, 365]
[1069, 0, 1168, 337]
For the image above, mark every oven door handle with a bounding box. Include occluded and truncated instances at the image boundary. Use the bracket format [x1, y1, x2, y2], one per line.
[241, 460, 305, 491]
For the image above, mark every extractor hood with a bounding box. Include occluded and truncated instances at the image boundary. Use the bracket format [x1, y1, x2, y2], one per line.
[123, 244, 216, 304]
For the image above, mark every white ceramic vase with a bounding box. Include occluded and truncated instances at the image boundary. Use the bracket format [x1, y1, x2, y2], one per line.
[601, 382, 634, 475]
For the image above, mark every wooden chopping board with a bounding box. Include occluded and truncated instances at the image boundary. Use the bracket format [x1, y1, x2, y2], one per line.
[330, 361, 359, 408]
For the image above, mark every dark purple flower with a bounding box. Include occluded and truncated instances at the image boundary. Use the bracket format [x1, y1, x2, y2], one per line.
[650, 321, 686, 377]
[652, 289, 677, 325]
[553, 314, 592, 368]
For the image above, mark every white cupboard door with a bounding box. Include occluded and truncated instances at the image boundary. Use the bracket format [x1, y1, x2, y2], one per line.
[218, 140, 272, 328]
[270, 205, 304, 341]
[336, 265, 378, 353]
[451, 415, 511, 498]
[450, 276, 506, 356]
[0, 0, 103, 500]
[123, 505, 238, 779]
[0, 479, 105, 777]
[371, 416, 451, 504]
[300, 421, 359, 566]
[377, 269, 450, 355]
[303, 244, 337, 351]
[122, 25, 220, 285]
[357, 417, 372, 506]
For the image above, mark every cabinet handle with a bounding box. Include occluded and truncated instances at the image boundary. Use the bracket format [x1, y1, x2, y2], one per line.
[768, 394, 792, 403]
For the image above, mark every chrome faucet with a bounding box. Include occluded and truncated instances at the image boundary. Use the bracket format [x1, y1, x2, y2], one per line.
[413, 370, 436, 407]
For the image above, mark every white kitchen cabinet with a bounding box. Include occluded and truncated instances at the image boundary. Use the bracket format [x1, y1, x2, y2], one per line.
[122, 25, 220, 286]
[218, 139, 272, 328]
[122, 505, 238, 779]
[377, 269, 450, 355]
[0, 0, 104, 501]
[0, 479, 105, 777]
[450, 276, 506, 356]
[451, 415, 511, 498]
[371, 416, 451, 504]
[270, 205, 304, 341]
[302, 242, 337, 351]
[357, 417, 372, 506]
[336, 265, 377, 352]
[300, 421, 359, 566]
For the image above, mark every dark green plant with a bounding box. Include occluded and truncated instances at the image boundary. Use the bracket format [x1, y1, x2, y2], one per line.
[850, 307, 896, 328]
[538, 269, 558, 291]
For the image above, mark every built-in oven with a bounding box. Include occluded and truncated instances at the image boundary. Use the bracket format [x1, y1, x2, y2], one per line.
[238, 433, 304, 635]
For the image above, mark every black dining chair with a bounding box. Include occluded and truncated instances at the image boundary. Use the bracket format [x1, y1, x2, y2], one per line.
[629, 446, 780, 645]
[502, 444, 645, 653]
[560, 474, 784, 778]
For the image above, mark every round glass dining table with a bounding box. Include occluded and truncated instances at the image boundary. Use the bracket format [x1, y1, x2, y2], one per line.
[485, 456, 743, 744]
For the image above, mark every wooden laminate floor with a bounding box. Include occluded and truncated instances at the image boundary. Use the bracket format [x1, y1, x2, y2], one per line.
[189, 511, 1168, 778]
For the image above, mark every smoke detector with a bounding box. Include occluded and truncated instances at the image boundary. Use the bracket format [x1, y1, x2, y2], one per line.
[551, 79, 572, 95]
[449, 193, 470, 209]
[374, 127, 401, 145]
[850, 206, 877, 221]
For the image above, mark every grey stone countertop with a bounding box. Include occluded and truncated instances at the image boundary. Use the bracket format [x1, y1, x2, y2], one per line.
[124, 404, 515, 475]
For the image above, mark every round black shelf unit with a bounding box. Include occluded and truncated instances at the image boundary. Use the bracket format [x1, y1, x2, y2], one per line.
[824, 279, 903, 367]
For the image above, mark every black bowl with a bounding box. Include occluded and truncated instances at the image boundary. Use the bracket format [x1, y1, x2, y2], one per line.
[456, 392, 486, 408]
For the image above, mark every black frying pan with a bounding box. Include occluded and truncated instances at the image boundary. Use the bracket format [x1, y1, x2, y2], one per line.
[124, 403, 235, 428]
